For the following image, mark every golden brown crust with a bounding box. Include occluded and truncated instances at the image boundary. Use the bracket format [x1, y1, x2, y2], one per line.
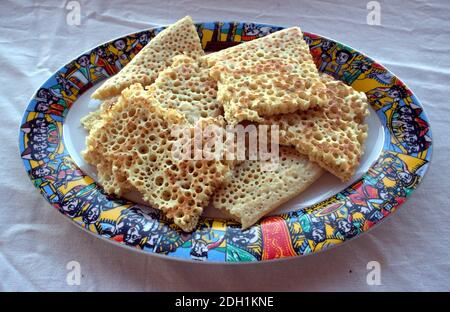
[206, 27, 327, 124]
[146, 55, 222, 124]
[261, 74, 369, 182]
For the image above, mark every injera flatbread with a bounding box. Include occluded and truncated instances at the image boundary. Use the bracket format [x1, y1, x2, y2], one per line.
[83, 84, 230, 232]
[146, 55, 222, 124]
[91, 16, 204, 100]
[261, 74, 369, 182]
[206, 27, 327, 124]
[213, 146, 323, 229]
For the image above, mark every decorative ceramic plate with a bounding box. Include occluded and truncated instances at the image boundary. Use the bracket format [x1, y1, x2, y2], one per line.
[19, 22, 432, 262]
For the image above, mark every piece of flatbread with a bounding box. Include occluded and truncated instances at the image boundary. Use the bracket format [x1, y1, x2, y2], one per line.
[82, 98, 132, 196]
[146, 55, 222, 124]
[80, 96, 118, 132]
[262, 74, 369, 182]
[82, 54, 225, 228]
[95, 158, 132, 195]
[213, 146, 323, 229]
[205, 27, 327, 125]
[81, 96, 121, 195]
[91, 16, 204, 100]
[83, 84, 230, 232]
[83, 55, 221, 133]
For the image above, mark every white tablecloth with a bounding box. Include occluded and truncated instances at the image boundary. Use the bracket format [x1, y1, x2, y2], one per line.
[1, 0, 449, 291]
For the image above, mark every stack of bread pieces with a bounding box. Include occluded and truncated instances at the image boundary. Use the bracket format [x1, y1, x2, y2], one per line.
[82, 16, 369, 232]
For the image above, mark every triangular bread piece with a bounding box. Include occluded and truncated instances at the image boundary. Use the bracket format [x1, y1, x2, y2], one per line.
[83, 84, 230, 232]
[206, 27, 327, 124]
[213, 146, 323, 229]
[91, 16, 204, 100]
[262, 74, 369, 181]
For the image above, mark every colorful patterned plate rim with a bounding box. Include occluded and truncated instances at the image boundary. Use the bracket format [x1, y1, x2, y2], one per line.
[19, 22, 433, 263]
